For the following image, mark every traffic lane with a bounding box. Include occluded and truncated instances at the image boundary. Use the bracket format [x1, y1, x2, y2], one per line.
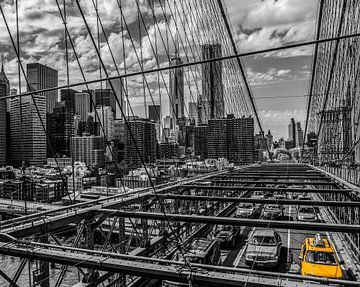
[231, 204, 326, 273]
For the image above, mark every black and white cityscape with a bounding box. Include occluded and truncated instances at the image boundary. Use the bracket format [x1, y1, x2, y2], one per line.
[0, 0, 359, 286]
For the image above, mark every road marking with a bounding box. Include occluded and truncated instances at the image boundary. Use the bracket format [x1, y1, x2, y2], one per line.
[233, 227, 255, 267]
[287, 201, 292, 263]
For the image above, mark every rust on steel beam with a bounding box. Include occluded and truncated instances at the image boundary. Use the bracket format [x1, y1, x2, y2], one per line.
[99, 210, 360, 233]
[157, 194, 360, 207]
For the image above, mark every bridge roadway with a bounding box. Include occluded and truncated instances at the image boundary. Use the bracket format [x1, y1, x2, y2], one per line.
[0, 163, 359, 286]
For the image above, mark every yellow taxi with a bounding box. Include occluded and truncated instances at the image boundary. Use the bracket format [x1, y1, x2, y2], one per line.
[299, 233, 343, 279]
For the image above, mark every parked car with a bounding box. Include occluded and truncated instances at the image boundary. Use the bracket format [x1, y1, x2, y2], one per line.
[298, 193, 312, 200]
[213, 225, 240, 248]
[245, 229, 282, 268]
[236, 203, 256, 218]
[251, 191, 265, 199]
[261, 204, 284, 219]
[297, 206, 318, 222]
[273, 191, 287, 200]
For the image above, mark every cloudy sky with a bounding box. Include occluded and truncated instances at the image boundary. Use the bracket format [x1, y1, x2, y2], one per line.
[0, 0, 318, 140]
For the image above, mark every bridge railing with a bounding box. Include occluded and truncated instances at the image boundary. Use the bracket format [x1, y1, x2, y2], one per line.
[316, 164, 360, 187]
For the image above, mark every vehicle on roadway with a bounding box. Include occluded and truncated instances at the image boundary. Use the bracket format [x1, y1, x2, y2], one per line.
[261, 204, 284, 219]
[162, 238, 221, 287]
[236, 203, 256, 218]
[297, 206, 318, 222]
[251, 191, 265, 199]
[298, 193, 312, 200]
[299, 233, 343, 279]
[244, 229, 282, 268]
[273, 191, 287, 200]
[213, 224, 240, 248]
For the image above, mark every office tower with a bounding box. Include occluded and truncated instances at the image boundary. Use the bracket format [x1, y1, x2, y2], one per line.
[158, 142, 179, 159]
[27, 62, 58, 114]
[0, 61, 9, 166]
[8, 88, 17, 111]
[207, 116, 254, 165]
[125, 118, 157, 167]
[148, 104, 161, 122]
[71, 136, 105, 168]
[194, 124, 208, 159]
[96, 106, 114, 141]
[201, 44, 224, 122]
[267, 130, 273, 150]
[295, 122, 304, 147]
[188, 102, 198, 125]
[169, 57, 184, 125]
[10, 97, 37, 166]
[95, 89, 116, 116]
[75, 92, 91, 121]
[288, 118, 296, 147]
[47, 101, 73, 157]
[106, 78, 125, 119]
[185, 125, 195, 150]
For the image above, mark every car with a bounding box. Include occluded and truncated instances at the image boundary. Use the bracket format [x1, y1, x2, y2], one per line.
[261, 204, 284, 219]
[273, 191, 287, 200]
[251, 191, 265, 199]
[297, 206, 318, 222]
[213, 225, 240, 248]
[299, 234, 343, 279]
[245, 229, 282, 268]
[298, 193, 312, 200]
[236, 203, 256, 218]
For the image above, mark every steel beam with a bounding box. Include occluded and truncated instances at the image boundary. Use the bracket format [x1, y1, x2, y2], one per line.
[183, 185, 352, 194]
[0, 242, 358, 287]
[205, 179, 336, 185]
[99, 210, 360, 233]
[157, 194, 360, 207]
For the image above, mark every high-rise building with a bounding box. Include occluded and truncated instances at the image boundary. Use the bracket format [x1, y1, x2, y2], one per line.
[267, 130, 273, 150]
[208, 116, 254, 165]
[125, 118, 157, 167]
[75, 92, 91, 121]
[169, 57, 184, 124]
[194, 125, 208, 159]
[106, 78, 125, 119]
[288, 118, 296, 148]
[95, 89, 116, 116]
[0, 61, 9, 166]
[71, 136, 105, 168]
[27, 62, 58, 114]
[201, 44, 224, 122]
[295, 122, 304, 147]
[188, 102, 198, 125]
[148, 104, 161, 122]
[96, 105, 114, 141]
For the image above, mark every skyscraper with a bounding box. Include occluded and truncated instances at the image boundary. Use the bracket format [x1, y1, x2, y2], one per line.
[148, 104, 161, 122]
[71, 136, 105, 168]
[27, 62, 58, 114]
[96, 106, 114, 141]
[295, 122, 304, 147]
[0, 60, 9, 166]
[201, 44, 224, 122]
[106, 78, 125, 119]
[95, 88, 116, 116]
[75, 92, 91, 121]
[125, 118, 157, 167]
[288, 118, 296, 147]
[188, 102, 198, 125]
[208, 116, 254, 165]
[169, 57, 184, 125]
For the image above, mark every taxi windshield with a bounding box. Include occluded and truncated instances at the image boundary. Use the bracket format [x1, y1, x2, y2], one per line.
[305, 251, 337, 265]
[251, 235, 277, 246]
[299, 207, 315, 213]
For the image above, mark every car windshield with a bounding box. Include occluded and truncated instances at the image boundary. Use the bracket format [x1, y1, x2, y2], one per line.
[251, 235, 277, 246]
[254, 192, 263, 196]
[183, 256, 203, 264]
[239, 204, 253, 209]
[218, 225, 231, 231]
[299, 207, 315, 213]
[267, 205, 279, 210]
[305, 251, 337, 265]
